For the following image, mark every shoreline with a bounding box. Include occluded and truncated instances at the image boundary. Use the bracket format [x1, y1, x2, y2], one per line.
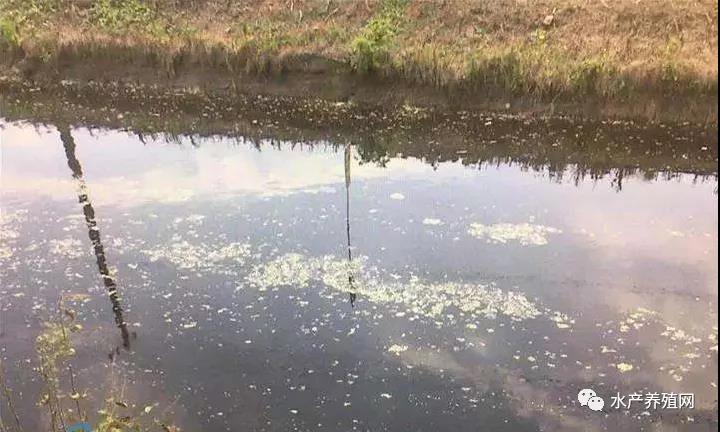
[0, 44, 718, 124]
[2, 77, 717, 184]
[1, 54, 718, 123]
[1, 0, 717, 122]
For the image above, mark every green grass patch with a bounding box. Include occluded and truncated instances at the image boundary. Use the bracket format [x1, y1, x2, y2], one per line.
[235, 19, 295, 53]
[396, 44, 460, 87]
[467, 48, 526, 94]
[466, 40, 631, 98]
[0, 16, 21, 47]
[350, 0, 408, 73]
[88, 0, 198, 42]
[90, 0, 158, 32]
[568, 57, 624, 95]
[0, 0, 58, 39]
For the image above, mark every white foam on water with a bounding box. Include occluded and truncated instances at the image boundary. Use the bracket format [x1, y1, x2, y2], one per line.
[48, 237, 85, 259]
[468, 222, 561, 246]
[247, 253, 542, 322]
[142, 241, 251, 273]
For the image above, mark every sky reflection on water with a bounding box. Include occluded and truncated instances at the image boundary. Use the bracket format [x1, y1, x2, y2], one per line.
[0, 121, 717, 432]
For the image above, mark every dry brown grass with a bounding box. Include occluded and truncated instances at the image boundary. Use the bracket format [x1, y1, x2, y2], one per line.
[0, 0, 717, 98]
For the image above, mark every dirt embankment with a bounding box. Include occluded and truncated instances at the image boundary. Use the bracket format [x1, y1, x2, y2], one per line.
[0, 0, 718, 121]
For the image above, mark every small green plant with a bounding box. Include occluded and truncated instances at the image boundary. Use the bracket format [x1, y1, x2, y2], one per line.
[91, 0, 154, 27]
[350, 0, 408, 73]
[530, 29, 548, 44]
[36, 315, 81, 431]
[27, 299, 181, 432]
[659, 36, 686, 89]
[90, 0, 166, 37]
[0, 17, 20, 47]
[86, 0, 201, 44]
[0, 0, 59, 29]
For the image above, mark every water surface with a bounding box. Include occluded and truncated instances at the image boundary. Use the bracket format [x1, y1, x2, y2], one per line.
[0, 118, 717, 432]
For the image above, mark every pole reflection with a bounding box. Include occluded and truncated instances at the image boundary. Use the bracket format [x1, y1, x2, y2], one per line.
[345, 143, 357, 308]
[58, 125, 131, 350]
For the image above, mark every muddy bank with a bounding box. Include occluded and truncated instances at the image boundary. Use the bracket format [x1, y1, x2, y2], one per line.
[1, 51, 718, 123]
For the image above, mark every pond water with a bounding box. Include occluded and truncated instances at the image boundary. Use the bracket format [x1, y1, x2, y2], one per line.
[0, 117, 717, 432]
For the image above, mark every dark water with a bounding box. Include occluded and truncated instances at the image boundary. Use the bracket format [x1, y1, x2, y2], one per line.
[0, 118, 717, 432]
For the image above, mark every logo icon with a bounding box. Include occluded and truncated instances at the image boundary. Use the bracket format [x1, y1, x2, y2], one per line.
[66, 423, 93, 432]
[578, 388, 605, 412]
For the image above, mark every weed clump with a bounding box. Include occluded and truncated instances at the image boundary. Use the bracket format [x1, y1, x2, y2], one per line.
[0, 17, 20, 47]
[35, 316, 80, 431]
[350, 0, 407, 73]
[88, 0, 196, 42]
[25, 300, 182, 432]
[0, 0, 58, 36]
[90, 0, 158, 33]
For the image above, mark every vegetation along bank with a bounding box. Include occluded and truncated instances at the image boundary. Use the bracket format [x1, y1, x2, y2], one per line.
[0, 0, 718, 120]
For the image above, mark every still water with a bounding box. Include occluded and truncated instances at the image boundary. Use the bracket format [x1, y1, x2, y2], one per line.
[0, 117, 717, 432]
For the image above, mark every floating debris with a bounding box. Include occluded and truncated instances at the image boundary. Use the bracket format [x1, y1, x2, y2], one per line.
[467, 223, 561, 246]
[48, 237, 85, 259]
[143, 241, 251, 273]
[550, 312, 574, 329]
[388, 344, 409, 355]
[247, 253, 542, 322]
[616, 363, 634, 373]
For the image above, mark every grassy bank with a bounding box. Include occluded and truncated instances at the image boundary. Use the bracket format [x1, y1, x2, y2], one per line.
[0, 0, 718, 116]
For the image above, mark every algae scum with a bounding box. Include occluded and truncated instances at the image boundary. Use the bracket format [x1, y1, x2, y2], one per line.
[0, 115, 718, 432]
